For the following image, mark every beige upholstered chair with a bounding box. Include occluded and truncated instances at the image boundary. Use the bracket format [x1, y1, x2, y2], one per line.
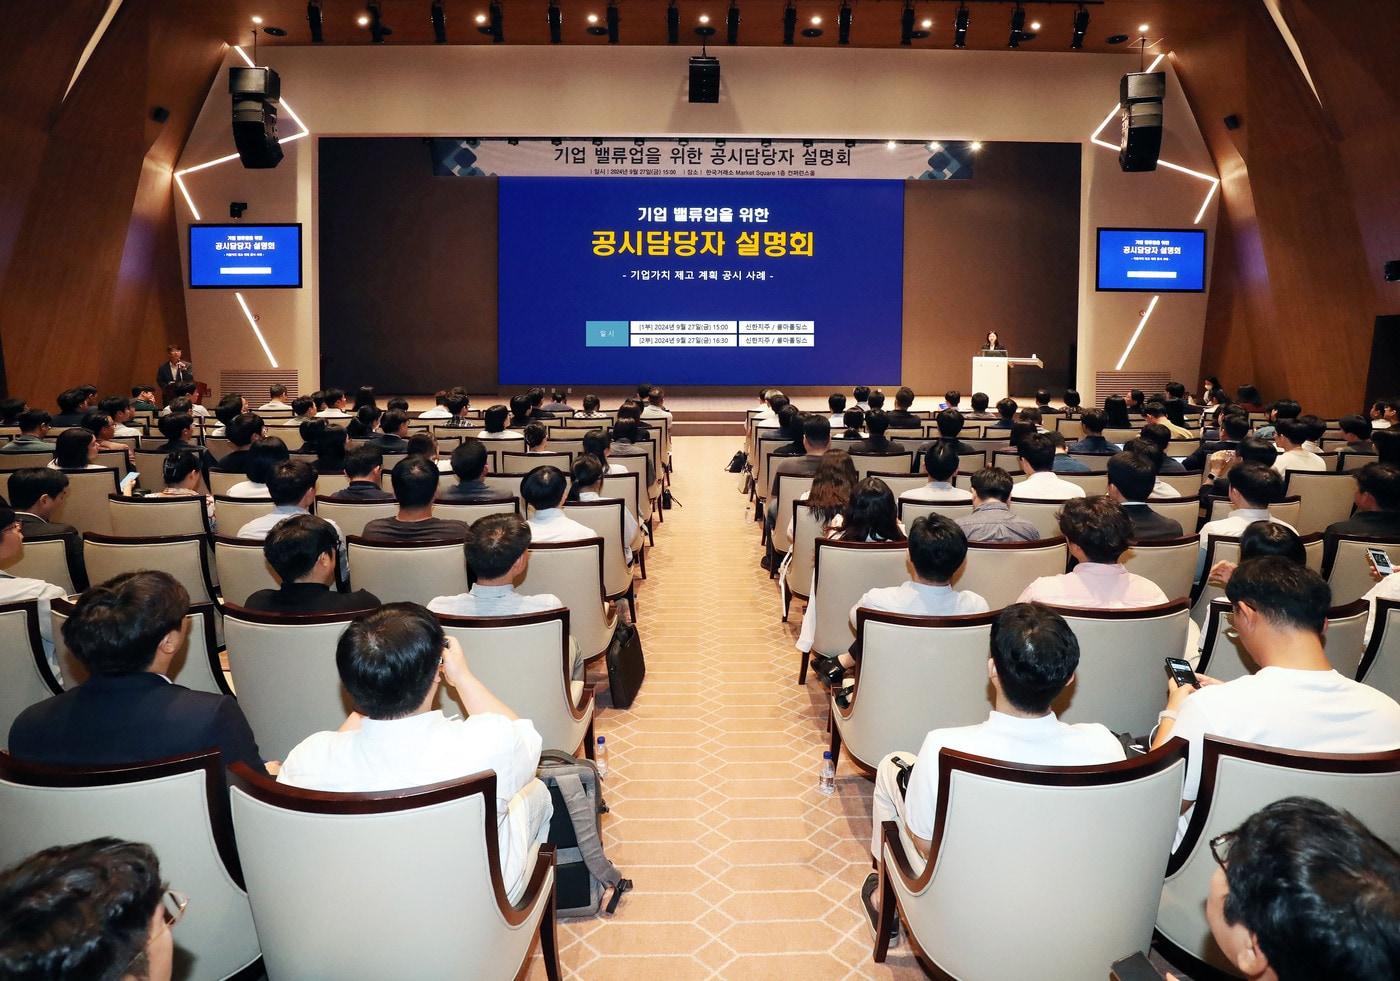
[805, 540, 911, 682]
[562, 499, 638, 606]
[952, 538, 1069, 611]
[0, 751, 263, 981]
[51, 599, 228, 696]
[108, 493, 212, 538]
[313, 496, 399, 537]
[990, 449, 1021, 472]
[131, 450, 172, 491]
[1055, 472, 1108, 495]
[869, 471, 929, 499]
[213, 536, 281, 606]
[439, 609, 594, 757]
[1198, 597, 1370, 683]
[1338, 451, 1378, 472]
[433, 497, 519, 525]
[1206, 495, 1301, 525]
[1157, 738, 1400, 978]
[483, 473, 526, 502]
[500, 450, 573, 474]
[957, 450, 988, 473]
[211, 495, 279, 533]
[1049, 601, 1190, 735]
[206, 469, 247, 496]
[767, 472, 815, 560]
[1154, 471, 1207, 498]
[608, 453, 655, 524]
[519, 538, 617, 663]
[897, 498, 975, 526]
[1324, 534, 1400, 606]
[1007, 498, 1067, 539]
[1104, 427, 1140, 445]
[751, 442, 786, 507]
[1122, 536, 1200, 601]
[783, 502, 826, 622]
[50, 468, 120, 536]
[876, 742, 1188, 978]
[222, 605, 358, 759]
[1283, 470, 1359, 534]
[346, 537, 468, 606]
[1144, 497, 1200, 532]
[0, 600, 62, 749]
[1054, 417, 1085, 440]
[1164, 439, 1200, 457]
[830, 609, 997, 774]
[850, 452, 913, 479]
[1190, 532, 1324, 626]
[1359, 597, 1400, 700]
[0, 450, 56, 470]
[82, 532, 217, 606]
[1066, 451, 1114, 473]
[0, 533, 79, 595]
[599, 471, 643, 538]
[227, 764, 558, 981]
[314, 471, 352, 496]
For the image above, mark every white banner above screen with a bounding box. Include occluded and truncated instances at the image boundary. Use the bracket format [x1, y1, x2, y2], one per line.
[429, 138, 975, 181]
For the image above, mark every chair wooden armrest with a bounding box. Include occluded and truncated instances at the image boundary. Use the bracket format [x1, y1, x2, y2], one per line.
[875, 818, 927, 962]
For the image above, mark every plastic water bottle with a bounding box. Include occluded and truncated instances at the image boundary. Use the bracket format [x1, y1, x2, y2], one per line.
[595, 736, 609, 778]
[818, 751, 836, 796]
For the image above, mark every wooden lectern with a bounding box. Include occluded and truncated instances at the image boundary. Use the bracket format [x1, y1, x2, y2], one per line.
[971, 354, 1045, 403]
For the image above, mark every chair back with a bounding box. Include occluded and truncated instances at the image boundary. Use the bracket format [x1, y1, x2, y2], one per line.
[313, 497, 399, 537]
[0, 601, 62, 749]
[785, 502, 827, 604]
[0, 533, 78, 595]
[1283, 470, 1359, 534]
[1104, 427, 1140, 445]
[835, 610, 996, 770]
[599, 472, 641, 528]
[1055, 416, 1085, 440]
[990, 449, 1021, 472]
[314, 471, 352, 496]
[207, 469, 247, 496]
[1007, 497, 1068, 539]
[1154, 471, 1206, 497]
[482, 473, 525, 502]
[0, 751, 262, 981]
[952, 537, 1069, 610]
[1122, 536, 1200, 601]
[1164, 439, 1199, 457]
[227, 765, 554, 981]
[131, 450, 170, 491]
[439, 610, 593, 756]
[898, 499, 974, 525]
[850, 453, 913, 479]
[0, 450, 55, 470]
[1145, 497, 1200, 533]
[608, 454, 652, 520]
[1326, 535, 1400, 605]
[346, 537, 468, 606]
[50, 468, 120, 535]
[769, 473, 815, 554]
[214, 536, 280, 606]
[1157, 739, 1400, 978]
[500, 450, 573, 474]
[1207, 495, 1302, 525]
[1050, 602, 1190, 734]
[868, 471, 928, 500]
[518, 539, 616, 661]
[1065, 452, 1114, 473]
[1055, 472, 1108, 495]
[1199, 598, 1370, 682]
[212, 495, 279, 532]
[1339, 452, 1378, 472]
[434, 498, 519, 525]
[562, 500, 633, 599]
[885, 745, 1187, 981]
[51, 599, 227, 696]
[82, 533, 217, 611]
[222, 605, 358, 759]
[108, 493, 211, 539]
[1359, 598, 1400, 699]
[809, 540, 911, 657]
[1191, 535, 1239, 626]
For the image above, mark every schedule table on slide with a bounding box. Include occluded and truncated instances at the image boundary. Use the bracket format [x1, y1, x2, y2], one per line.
[586, 320, 814, 348]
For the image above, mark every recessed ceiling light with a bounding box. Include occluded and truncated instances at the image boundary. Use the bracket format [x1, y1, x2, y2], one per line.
[475, 12, 487, 23]
[886, 140, 897, 150]
[1139, 23, 1150, 32]
[587, 12, 598, 23]
[1029, 20, 1040, 30]
[698, 13, 710, 23]
[251, 15, 263, 24]
[921, 18, 932, 28]
[357, 15, 369, 26]
[810, 15, 822, 25]
[969, 141, 982, 151]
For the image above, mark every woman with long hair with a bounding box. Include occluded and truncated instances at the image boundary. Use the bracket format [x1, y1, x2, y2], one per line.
[51, 427, 138, 493]
[351, 386, 378, 412]
[837, 477, 906, 544]
[984, 330, 1004, 351]
[346, 405, 381, 439]
[1103, 394, 1132, 429]
[806, 450, 858, 527]
[314, 425, 349, 474]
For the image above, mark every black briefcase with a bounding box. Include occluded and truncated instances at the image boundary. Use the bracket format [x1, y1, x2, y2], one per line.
[605, 621, 646, 709]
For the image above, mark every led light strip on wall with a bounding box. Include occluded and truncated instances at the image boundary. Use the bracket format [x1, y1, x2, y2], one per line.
[174, 45, 309, 368]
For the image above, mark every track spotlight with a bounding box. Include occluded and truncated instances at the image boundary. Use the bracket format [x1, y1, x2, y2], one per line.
[1070, 4, 1089, 48]
[899, 0, 914, 45]
[606, 0, 619, 42]
[1008, 4, 1025, 48]
[666, 1, 679, 43]
[548, 2, 562, 43]
[430, 0, 447, 42]
[782, 1, 796, 45]
[306, 0, 324, 42]
[489, 0, 503, 42]
[727, 1, 740, 44]
[837, 1, 851, 44]
[953, 3, 969, 47]
[367, 1, 388, 42]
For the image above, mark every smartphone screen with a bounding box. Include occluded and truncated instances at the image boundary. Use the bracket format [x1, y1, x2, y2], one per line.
[1164, 657, 1200, 690]
[1367, 548, 1395, 577]
[938, 402, 949, 411]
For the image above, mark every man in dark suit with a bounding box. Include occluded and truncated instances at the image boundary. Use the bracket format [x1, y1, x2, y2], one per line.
[1184, 412, 1249, 472]
[366, 409, 410, 452]
[155, 345, 193, 390]
[244, 515, 381, 614]
[5, 468, 87, 590]
[7, 570, 267, 771]
[916, 408, 979, 459]
[213, 413, 264, 476]
[1108, 450, 1184, 541]
[437, 438, 501, 503]
[327, 445, 394, 501]
[1324, 462, 1400, 538]
[885, 387, 922, 430]
[1337, 414, 1377, 467]
[1068, 408, 1121, 454]
[49, 389, 87, 429]
[963, 391, 998, 421]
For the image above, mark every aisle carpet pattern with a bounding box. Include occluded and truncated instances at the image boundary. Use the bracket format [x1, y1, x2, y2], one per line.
[524, 437, 923, 978]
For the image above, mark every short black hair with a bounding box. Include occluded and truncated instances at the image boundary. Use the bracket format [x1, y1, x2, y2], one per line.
[996, 397, 1017, 420]
[55, 389, 83, 413]
[291, 396, 315, 417]
[1339, 414, 1373, 441]
[214, 393, 243, 426]
[853, 385, 870, 402]
[802, 414, 832, 446]
[1035, 389, 1052, 407]
[264, 513, 340, 581]
[62, 571, 189, 674]
[267, 459, 317, 506]
[344, 444, 384, 479]
[17, 409, 51, 433]
[867, 390, 886, 410]
[970, 392, 989, 411]
[336, 603, 443, 720]
[582, 394, 600, 413]
[866, 410, 890, 437]
[1017, 406, 1043, 426]
[1107, 450, 1156, 502]
[935, 409, 964, 438]
[468, 513, 531, 579]
[1229, 463, 1282, 508]
[1239, 520, 1305, 565]
[226, 412, 263, 447]
[1237, 435, 1279, 467]
[571, 453, 604, 494]
[828, 393, 847, 413]
[80, 411, 112, 438]
[971, 466, 1014, 502]
[1063, 390, 1082, 408]
[1219, 796, 1400, 981]
[269, 383, 288, 399]
[1222, 412, 1251, 439]
[945, 390, 962, 406]
[925, 442, 960, 482]
[405, 433, 436, 458]
[1165, 381, 1186, 399]
[1355, 462, 1400, 511]
[0, 396, 30, 423]
[1271, 399, 1302, 421]
[1017, 432, 1056, 472]
[520, 465, 568, 511]
[0, 837, 165, 981]
[450, 438, 487, 482]
[53, 428, 94, 468]
[98, 396, 130, 418]
[131, 385, 154, 399]
[1139, 423, 1171, 450]
[523, 422, 548, 449]
[1226, 556, 1331, 634]
[907, 515, 968, 582]
[380, 409, 409, 436]
[990, 603, 1080, 714]
[895, 386, 915, 409]
[385, 397, 409, 413]
[157, 413, 193, 441]
[1080, 408, 1107, 435]
[483, 404, 509, 432]
[1275, 417, 1310, 446]
[1057, 496, 1133, 562]
[509, 394, 532, 421]
[842, 408, 864, 432]
[6, 468, 68, 511]
[390, 456, 440, 508]
[246, 437, 290, 484]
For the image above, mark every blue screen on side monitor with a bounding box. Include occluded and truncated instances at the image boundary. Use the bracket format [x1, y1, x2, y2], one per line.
[188, 224, 302, 288]
[497, 177, 904, 386]
[1096, 228, 1206, 292]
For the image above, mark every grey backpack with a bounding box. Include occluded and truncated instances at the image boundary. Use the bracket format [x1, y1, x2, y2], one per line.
[537, 751, 632, 917]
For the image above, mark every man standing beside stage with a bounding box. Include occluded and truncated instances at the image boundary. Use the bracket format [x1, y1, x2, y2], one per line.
[156, 346, 194, 391]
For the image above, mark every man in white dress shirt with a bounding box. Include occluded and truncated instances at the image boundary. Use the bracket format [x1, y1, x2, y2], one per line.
[899, 443, 973, 504]
[0, 504, 69, 676]
[826, 393, 848, 429]
[255, 384, 290, 413]
[1152, 558, 1400, 845]
[1196, 464, 1295, 580]
[278, 603, 550, 902]
[640, 388, 672, 420]
[1271, 418, 1327, 477]
[1018, 496, 1169, 609]
[236, 461, 348, 579]
[316, 387, 352, 419]
[864, 603, 1124, 942]
[1010, 432, 1087, 502]
[522, 466, 594, 544]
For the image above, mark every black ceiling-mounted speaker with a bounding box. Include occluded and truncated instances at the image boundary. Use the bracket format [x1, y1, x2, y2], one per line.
[1118, 70, 1164, 172]
[689, 56, 720, 103]
[229, 67, 284, 169]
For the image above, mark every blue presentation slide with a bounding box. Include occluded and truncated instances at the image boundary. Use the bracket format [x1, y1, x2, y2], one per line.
[498, 177, 904, 386]
[1096, 228, 1206, 292]
[188, 224, 302, 288]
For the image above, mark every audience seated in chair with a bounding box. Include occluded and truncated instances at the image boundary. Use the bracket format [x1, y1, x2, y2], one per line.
[237, 460, 347, 579]
[522, 466, 593, 545]
[7, 570, 267, 773]
[0, 502, 68, 671]
[570, 454, 638, 564]
[151, 450, 216, 531]
[826, 392, 847, 429]
[1272, 418, 1327, 476]
[214, 413, 265, 476]
[862, 603, 1124, 943]
[885, 387, 921, 430]
[1067, 408, 1118, 454]
[1010, 432, 1086, 501]
[326, 444, 394, 501]
[6, 467, 87, 590]
[1034, 389, 1061, 416]
[767, 415, 832, 523]
[1139, 423, 1188, 474]
[1144, 400, 1194, 441]
[366, 410, 410, 452]
[581, 428, 628, 478]
[276, 603, 550, 902]
[79, 411, 136, 469]
[244, 515, 380, 615]
[988, 397, 1018, 430]
[1197, 464, 1295, 579]
[1325, 462, 1400, 538]
[609, 418, 655, 485]
[1107, 451, 1184, 541]
[900, 443, 971, 503]
[51, 428, 138, 494]
[256, 383, 290, 413]
[1018, 495, 1168, 608]
[362, 457, 468, 543]
[963, 391, 995, 421]
[956, 467, 1040, 544]
[916, 408, 979, 459]
[437, 438, 499, 502]
[1200, 433, 1278, 502]
[1151, 557, 1400, 843]
[224, 437, 288, 500]
[1047, 431, 1090, 473]
[846, 410, 905, 455]
[1185, 411, 1249, 473]
[2, 409, 55, 453]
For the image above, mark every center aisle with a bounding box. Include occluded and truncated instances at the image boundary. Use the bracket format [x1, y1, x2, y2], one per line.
[528, 436, 922, 978]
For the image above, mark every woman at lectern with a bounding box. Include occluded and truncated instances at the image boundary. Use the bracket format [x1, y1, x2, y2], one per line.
[983, 331, 1006, 352]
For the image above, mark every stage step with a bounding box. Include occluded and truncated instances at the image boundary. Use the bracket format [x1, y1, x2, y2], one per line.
[673, 421, 745, 437]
